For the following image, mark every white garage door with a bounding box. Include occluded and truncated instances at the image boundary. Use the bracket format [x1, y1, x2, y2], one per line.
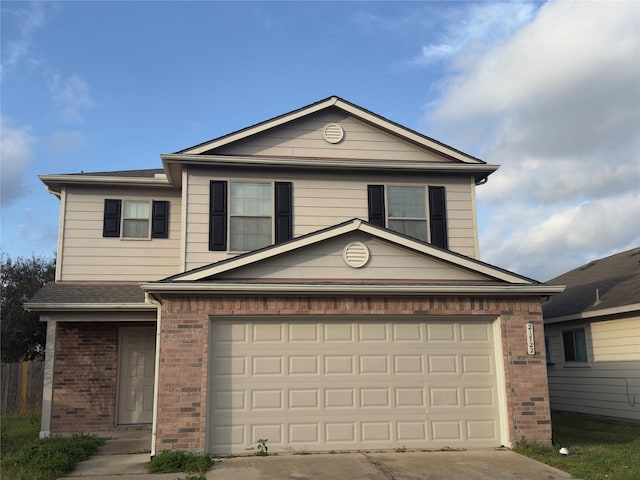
[208, 318, 502, 454]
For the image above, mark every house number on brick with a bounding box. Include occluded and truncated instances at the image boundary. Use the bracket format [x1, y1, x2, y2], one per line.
[526, 323, 535, 355]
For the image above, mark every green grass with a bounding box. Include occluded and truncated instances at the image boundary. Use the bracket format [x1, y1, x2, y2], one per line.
[148, 449, 213, 473]
[515, 411, 640, 480]
[1, 412, 105, 480]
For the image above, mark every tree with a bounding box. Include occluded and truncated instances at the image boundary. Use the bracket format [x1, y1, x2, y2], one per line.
[1, 253, 55, 362]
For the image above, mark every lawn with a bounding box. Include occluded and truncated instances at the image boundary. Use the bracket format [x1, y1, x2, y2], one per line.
[0, 412, 105, 480]
[515, 411, 640, 480]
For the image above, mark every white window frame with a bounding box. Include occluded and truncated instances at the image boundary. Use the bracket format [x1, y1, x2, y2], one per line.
[385, 184, 429, 242]
[122, 199, 151, 239]
[228, 181, 274, 251]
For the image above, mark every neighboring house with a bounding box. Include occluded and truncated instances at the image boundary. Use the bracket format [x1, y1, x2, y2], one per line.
[543, 248, 640, 421]
[26, 96, 563, 455]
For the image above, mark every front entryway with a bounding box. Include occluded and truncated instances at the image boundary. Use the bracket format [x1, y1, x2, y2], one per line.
[118, 327, 156, 425]
[208, 318, 503, 454]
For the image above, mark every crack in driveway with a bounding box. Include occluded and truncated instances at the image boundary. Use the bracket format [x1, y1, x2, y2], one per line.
[360, 451, 396, 480]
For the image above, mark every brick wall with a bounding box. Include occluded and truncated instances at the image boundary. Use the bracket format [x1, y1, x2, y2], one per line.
[155, 295, 551, 452]
[52, 321, 154, 433]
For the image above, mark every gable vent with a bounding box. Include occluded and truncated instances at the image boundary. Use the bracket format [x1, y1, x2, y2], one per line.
[343, 241, 370, 268]
[324, 123, 344, 144]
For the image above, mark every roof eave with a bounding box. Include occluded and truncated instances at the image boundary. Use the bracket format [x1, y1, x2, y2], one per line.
[141, 283, 564, 296]
[161, 154, 498, 183]
[24, 302, 156, 312]
[38, 174, 175, 195]
[544, 302, 640, 324]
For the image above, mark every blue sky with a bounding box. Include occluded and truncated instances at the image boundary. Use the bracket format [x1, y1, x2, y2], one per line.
[1, 1, 638, 281]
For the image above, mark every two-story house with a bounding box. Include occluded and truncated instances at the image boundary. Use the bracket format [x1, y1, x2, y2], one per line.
[27, 96, 562, 455]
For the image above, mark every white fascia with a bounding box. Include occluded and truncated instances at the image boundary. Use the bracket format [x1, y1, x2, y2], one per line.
[160, 153, 499, 175]
[38, 174, 175, 195]
[141, 283, 565, 296]
[24, 303, 157, 312]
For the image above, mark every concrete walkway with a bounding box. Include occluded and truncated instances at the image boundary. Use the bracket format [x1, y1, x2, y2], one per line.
[63, 432, 574, 480]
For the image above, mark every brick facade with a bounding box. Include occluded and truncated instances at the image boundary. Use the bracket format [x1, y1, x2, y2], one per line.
[52, 321, 155, 433]
[155, 295, 551, 452]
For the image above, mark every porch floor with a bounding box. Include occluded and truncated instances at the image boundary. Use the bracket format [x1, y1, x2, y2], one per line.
[97, 429, 152, 454]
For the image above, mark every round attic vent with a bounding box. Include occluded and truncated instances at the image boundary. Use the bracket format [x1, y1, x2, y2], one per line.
[343, 241, 370, 268]
[323, 123, 344, 144]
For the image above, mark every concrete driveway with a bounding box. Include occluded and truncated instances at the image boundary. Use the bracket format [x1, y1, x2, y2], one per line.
[66, 448, 573, 480]
[206, 450, 573, 480]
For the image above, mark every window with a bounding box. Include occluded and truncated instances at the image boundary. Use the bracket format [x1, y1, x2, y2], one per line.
[230, 182, 272, 251]
[562, 328, 588, 362]
[367, 184, 448, 248]
[123, 201, 150, 238]
[387, 186, 427, 241]
[209, 180, 292, 251]
[103, 199, 169, 239]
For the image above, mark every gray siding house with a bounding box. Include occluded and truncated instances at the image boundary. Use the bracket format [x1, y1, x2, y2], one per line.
[544, 248, 640, 421]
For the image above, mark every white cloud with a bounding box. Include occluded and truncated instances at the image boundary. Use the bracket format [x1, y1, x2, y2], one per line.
[0, 117, 37, 205]
[423, 1, 640, 280]
[479, 194, 640, 281]
[0, 1, 46, 75]
[47, 74, 97, 122]
[411, 2, 538, 65]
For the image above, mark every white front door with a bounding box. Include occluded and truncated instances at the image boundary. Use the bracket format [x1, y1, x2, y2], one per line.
[118, 327, 156, 424]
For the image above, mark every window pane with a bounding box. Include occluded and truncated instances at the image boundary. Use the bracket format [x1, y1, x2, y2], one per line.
[230, 217, 272, 251]
[574, 328, 588, 362]
[387, 186, 426, 218]
[124, 201, 149, 219]
[562, 330, 576, 362]
[230, 183, 271, 216]
[388, 219, 427, 241]
[123, 219, 149, 238]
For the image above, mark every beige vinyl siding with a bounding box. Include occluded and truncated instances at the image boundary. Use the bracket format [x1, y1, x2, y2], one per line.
[546, 316, 640, 421]
[184, 167, 478, 271]
[58, 186, 182, 281]
[215, 109, 455, 163]
[221, 232, 490, 281]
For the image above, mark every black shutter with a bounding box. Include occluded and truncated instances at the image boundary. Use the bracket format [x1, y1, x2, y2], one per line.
[429, 186, 448, 249]
[275, 182, 293, 244]
[367, 185, 385, 227]
[209, 181, 227, 251]
[103, 199, 122, 237]
[151, 201, 170, 238]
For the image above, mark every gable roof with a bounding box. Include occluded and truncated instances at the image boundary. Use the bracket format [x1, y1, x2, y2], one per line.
[142, 219, 562, 297]
[160, 96, 499, 186]
[543, 247, 640, 323]
[175, 96, 485, 164]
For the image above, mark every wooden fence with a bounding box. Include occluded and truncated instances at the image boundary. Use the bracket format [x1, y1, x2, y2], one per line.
[1, 360, 44, 415]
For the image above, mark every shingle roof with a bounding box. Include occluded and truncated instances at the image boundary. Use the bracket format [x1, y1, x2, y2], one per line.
[65, 169, 164, 177]
[26, 283, 148, 308]
[543, 247, 640, 320]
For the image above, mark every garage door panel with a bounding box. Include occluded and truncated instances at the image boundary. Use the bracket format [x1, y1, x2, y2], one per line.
[392, 323, 423, 341]
[209, 319, 501, 454]
[289, 423, 320, 443]
[289, 323, 320, 342]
